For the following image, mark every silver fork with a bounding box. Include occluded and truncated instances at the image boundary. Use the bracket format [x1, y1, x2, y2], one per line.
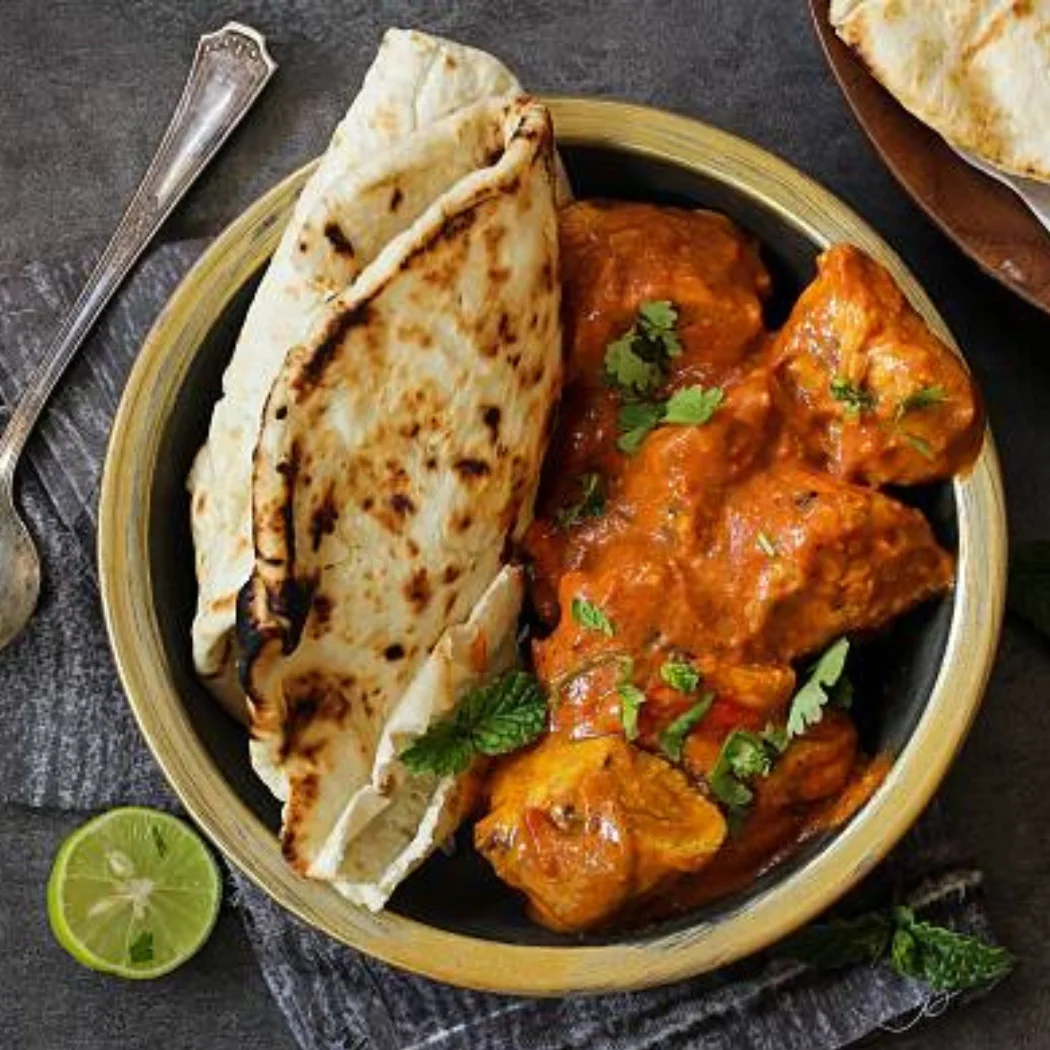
[0, 22, 276, 650]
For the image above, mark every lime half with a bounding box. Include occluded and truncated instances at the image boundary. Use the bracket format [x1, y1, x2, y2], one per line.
[47, 807, 221, 979]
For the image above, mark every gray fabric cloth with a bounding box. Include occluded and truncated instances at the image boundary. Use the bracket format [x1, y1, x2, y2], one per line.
[0, 243, 1000, 1050]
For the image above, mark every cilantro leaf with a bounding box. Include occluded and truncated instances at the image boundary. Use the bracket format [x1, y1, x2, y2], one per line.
[659, 659, 702, 693]
[761, 722, 790, 754]
[708, 728, 777, 811]
[604, 300, 683, 396]
[128, 930, 154, 964]
[618, 683, 647, 741]
[616, 400, 665, 453]
[571, 597, 615, 636]
[786, 906, 1013, 993]
[662, 385, 723, 425]
[1008, 540, 1050, 639]
[658, 693, 714, 761]
[637, 300, 681, 355]
[604, 333, 664, 395]
[830, 377, 877, 418]
[786, 637, 850, 739]
[615, 385, 724, 455]
[555, 472, 605, 529]
[895, 385, 947, 422]
[400, 670, 548, 776]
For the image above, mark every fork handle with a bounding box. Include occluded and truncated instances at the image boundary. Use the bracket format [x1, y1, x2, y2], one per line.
[0, 22, 276, 487]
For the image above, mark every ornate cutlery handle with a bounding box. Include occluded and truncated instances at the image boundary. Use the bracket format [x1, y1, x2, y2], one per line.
[0, 22, 277, 485]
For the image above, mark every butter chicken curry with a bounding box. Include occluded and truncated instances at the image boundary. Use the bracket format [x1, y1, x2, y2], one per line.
[473, 201, 982, 934]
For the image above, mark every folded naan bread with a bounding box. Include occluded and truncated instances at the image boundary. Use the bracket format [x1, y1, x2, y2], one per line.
[188, 29, 522, 713]
[239, 94, 562, 902]
[831, 0, 1050, 181]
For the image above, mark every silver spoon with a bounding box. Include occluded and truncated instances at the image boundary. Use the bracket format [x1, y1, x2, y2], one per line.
[0, 22, 276, 650]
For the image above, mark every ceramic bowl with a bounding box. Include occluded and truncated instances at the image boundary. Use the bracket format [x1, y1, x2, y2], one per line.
[98, 97, 1006, 994]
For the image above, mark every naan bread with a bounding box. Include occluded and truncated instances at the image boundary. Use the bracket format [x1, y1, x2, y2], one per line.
[188, 29, 522, 707]
[831, 0, 1050, 181]
[239, 95, 562, 899]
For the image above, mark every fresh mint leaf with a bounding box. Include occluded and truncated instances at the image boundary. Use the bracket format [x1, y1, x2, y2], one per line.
[400, 670, 548, 776]
[658, 693, 714, 761]
[659, 659, 702, 693]
[571, 597, 615, 636]
[786, 637, 850, 739]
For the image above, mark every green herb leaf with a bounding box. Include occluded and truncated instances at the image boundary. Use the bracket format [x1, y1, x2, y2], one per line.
[786, 637, 850, 739]
[707, 727, 776, 809]
[400, 670, 548, 776]
[761, 722, 790, 754]
[662, 385, 723, 426]
[830, 377, 877, 419]
[786, 913, 894, 970]
[660, 659, 702, 693]
[571, 597, 615, 636]
[903, 432, 935, 460]
[604, 300, 683, 396]
[555, 472, 605, 529]
[618, 683, 647, 741]
[604, 333, 664, 396]
[637, 299, 682, 356]
[128, 930, 154, 965]
[615, 386, 724, 455]
[658, 693, 714, 761]
[1008, 540, 1050, 639]
[895, 385, 947, 422]
[756, 531, 777, 557]
[890, 907, 1014, 991]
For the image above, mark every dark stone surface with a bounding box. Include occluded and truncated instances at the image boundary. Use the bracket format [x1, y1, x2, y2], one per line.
[2, 1, 1050, 1047]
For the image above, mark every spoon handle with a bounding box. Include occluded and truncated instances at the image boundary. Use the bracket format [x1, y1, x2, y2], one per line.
[0, 22, 277, 487]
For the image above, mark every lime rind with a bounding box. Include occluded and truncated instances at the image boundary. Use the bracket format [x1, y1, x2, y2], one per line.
[47, 807, 221, 980]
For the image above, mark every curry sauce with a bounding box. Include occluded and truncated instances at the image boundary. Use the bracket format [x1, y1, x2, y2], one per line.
[475, 201, 982, 934]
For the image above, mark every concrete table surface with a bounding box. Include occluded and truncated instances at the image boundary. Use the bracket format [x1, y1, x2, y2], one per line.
[2, 2, 1050, 1048]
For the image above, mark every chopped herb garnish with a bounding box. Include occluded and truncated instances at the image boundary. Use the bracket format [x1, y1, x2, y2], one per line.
[571, 597, 615, 636]
[128, 931, 154, 965]
[618, 683, 647, 741]
[786, 637, 850, 740]
[756, 531, 777, 557]
[616, 384, 724, 454]
[660, 659, 702, 693]
[604, 300, 682, 396]
[830, 377, 877, 418]
[555, 472, 605, 529]
[895, 385, 947, 422]
[708, 728, 776, 810]
[662, 385, 724, 425]
[659, 693, 714, 761]
[786, 906, 1013, 992]
[400, 670, 548, 776]
[903, 432, 935, 460]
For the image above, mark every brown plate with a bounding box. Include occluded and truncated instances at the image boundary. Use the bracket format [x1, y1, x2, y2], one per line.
[810, 0, 1050, 313]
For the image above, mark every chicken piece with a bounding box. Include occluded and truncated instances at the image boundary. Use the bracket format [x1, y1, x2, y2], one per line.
[475, 734, 726, 932]
[772, 245, 983, 485]
[693, 465, 955, 664]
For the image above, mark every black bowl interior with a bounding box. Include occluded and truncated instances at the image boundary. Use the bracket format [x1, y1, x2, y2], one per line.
[149, 144, 956, 947]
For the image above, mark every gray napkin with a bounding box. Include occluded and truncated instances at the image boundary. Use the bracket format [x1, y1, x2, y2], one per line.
[0, 242, 999, 1050]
